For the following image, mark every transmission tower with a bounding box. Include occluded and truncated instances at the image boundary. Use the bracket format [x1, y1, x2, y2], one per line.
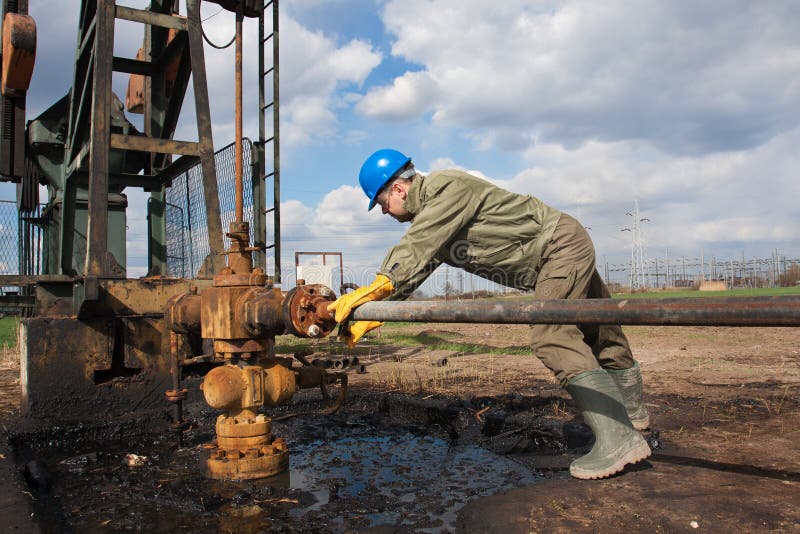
[622, 201, 652, 290]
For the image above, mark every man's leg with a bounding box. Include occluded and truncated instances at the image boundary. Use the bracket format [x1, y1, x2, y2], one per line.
[584, 270, 650, 430]
[531, 216, 599, 386]
[584, 270, 634, 370]
[532, 215, 650, 478]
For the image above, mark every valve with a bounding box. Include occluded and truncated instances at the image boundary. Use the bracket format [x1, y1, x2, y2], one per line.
[164, 281, 344, 480]
[281, 284, 337, 338]
[200, 358, 346, 480]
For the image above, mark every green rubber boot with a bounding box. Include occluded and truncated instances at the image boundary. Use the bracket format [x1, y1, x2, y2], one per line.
[566, 369, 651, 480]
[607, 361, 650, 430]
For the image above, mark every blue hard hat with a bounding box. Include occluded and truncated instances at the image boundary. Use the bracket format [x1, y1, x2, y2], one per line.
[359, 149, 412, 211]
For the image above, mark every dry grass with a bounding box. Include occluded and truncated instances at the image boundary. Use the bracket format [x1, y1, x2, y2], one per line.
[0, 343, 18, 368]
[369, 353, 514, 397]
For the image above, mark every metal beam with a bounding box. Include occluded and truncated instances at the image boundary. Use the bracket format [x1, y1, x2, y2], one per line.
[186, 0, 225, 272]
[115, 5, 187, 31]
[154, 28, 187, 69]
[112, 173, 164, 190]
[110, 133, 200, 156]
[154, 35, 191, 170]
[112, 56, 153, 76]
[85, 0, 115, 276]
[143, 0, 173, 277]
[350, 296, 800, 327]
[0, 274, 74, 285]
[67, 24, 94, 166]
[156, 154, 200, 184]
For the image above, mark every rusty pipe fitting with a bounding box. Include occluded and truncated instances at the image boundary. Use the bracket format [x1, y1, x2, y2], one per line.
[200, 364, 245, 410]
[237, 286, 286, 337]
[262, 360, 298, 406]
[314, 299, 335, 322]
[200, 359, 299, 412]
[201, 359, 295, 481]
[168, 283, 338, 343]
[165, 292, 202, 334]
[201, 357, 348, 480]
[225, 221, 251, 275]
[281, 284, 337, 338]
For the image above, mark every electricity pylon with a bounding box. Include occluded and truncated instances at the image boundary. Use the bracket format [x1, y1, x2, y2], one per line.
[622, 200, 652, 290]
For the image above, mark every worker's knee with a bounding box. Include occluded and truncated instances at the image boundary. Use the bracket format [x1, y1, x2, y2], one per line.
[531, 324, 601, 387]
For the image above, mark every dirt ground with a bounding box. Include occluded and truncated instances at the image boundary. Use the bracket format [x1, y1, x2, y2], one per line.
[348, 323, 800, 532]
[1, 323, 798, 532]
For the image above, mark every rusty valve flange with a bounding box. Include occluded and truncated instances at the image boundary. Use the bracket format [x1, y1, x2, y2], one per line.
[281, 284, 337, 338]
[207, 414, 289, 480]
[165, 388, 189, 403]
[200, 362, 297, 480]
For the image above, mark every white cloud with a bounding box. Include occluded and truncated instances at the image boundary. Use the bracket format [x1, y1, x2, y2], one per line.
[363, 0, 800, 155]
[356, 71, 437, 120]
[309, 185, 402, 246]
[278, 16, 382, 146]
[490, 125, 800, 259]
[424, 157, 491, 181]
[694, 218, 795, 244]
[271, 186, 407, 286]
[427, 157, 459, 172]
[168, 6, 382, 148]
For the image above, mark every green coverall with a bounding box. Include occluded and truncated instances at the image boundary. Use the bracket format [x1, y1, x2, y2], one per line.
[378, 169, 635, 386]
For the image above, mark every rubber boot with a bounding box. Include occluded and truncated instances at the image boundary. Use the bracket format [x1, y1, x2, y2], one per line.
[566, 369, 651, 479]
[606, 361, 650, 430]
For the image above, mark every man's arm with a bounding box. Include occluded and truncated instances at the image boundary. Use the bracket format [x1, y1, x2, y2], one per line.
[380, 177, 481, 298]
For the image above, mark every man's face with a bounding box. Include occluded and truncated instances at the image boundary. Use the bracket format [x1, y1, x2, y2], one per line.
[377, 183, 413, 223]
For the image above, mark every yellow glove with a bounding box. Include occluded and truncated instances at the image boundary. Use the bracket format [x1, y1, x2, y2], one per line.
[326, 274, 393, 323]
[342, 320, 384, 348]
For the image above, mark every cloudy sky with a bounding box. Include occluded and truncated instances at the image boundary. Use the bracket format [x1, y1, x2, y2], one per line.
[12, 0, 800, 289]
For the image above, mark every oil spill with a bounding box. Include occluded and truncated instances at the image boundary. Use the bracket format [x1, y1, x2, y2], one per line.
[21, 400, 542, 533]
[285, 429, 539, 530]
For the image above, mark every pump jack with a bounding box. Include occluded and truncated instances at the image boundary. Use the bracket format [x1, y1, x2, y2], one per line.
[0, 1, 351, 481]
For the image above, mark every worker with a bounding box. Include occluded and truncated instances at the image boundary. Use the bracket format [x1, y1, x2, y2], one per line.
[327, 148, 651, 480]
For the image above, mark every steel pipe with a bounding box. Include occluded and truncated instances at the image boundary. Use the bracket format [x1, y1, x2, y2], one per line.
[234, 9, 244, 222]
[350, 296, 800, 327]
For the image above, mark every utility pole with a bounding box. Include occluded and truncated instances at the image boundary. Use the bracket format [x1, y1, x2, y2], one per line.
[682, 256, 686, 287]
[622, 200, 651, 290]
[444, 265, 449, 301]
[699, 248, 705, 284]
[653, 258, 659, 288]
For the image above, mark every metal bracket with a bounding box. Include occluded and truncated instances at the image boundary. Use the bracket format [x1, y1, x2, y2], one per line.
[73, 275, 99, 316]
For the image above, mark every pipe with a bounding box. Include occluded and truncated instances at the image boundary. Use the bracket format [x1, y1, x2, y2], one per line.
[167, 331, 187, 447]
[272, 0, 282, 284]
[234, 8, 244, 222]
[349, 296, 800, 327]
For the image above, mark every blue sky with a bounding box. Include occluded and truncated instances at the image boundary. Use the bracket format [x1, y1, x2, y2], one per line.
[11, 1, 800, 289]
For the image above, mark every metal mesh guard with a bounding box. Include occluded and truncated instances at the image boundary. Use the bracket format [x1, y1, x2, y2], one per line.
[165, 140, 256, 278]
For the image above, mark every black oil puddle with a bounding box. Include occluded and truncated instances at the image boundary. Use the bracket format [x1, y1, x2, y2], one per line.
[286, 429, 538, 530]
[17, 395, 546, 533]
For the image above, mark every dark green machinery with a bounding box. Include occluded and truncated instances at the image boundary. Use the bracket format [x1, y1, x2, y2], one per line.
[26, 93, 143, 275]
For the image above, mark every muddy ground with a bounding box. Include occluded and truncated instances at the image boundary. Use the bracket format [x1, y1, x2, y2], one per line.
[0, 324, 798, 532]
